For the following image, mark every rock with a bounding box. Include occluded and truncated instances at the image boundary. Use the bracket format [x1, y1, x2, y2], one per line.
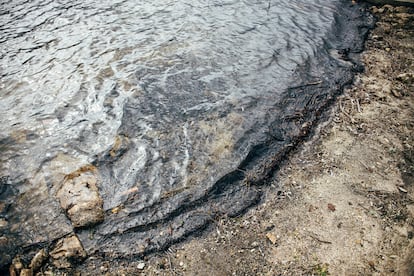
[327, 203, 336, 212]
[20, 269, 33, 276]
[0, 218, 7, 228]
[397, 72, 414, 84]
[0, 201, 7, 213]
[137, 262, 145, 270]
[266, 233, 278, 244]
[9, 256, 23, 276]
[398, 186, 408, 193]
[9, 267, 16, 276]
[1, 239, 16, 273]
[392, 89, 402, 98]
[29, 249, 48, 272]
[56, 166, 104, 228]
[50, 235, 87, 269]
[371, 6, 380, 13]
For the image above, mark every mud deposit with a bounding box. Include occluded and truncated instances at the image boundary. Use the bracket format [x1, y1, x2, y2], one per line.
[0, 0, 373, 272]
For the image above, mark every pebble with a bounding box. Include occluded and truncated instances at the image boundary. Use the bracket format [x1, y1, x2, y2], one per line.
[12, 257, 23, 270]
[30, 249, 48, 272]
[50, 235, 87, 269]
[0, 218, 8, 228]
[20, 269, 33, 276]
[137, 262, 145, 270]
[398, 186, 408, 193]
[266, 233, 278, 244]
[397, 72, 414, 84]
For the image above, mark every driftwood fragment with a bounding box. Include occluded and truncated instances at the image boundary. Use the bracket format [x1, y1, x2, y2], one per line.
[364, 0, 414, 7]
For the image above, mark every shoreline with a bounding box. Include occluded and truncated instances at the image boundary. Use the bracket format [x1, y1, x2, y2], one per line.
[7, 3, 413, 275]
[132, 4, 414, 276]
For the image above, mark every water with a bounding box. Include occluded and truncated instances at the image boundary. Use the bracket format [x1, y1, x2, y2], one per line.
[0, 0, 373, 267]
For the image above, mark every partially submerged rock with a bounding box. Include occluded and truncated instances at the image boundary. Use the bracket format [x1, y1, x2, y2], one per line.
[50, 235, 87, 269]
[56, 166, 104, 228]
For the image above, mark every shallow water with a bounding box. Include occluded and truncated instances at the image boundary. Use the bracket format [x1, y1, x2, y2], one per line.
[0, 0, 373, 267]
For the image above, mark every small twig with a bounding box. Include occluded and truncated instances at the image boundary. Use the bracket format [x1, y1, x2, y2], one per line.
[356, 98, 361, 113]
[358, 161, 372, 172]
[307, 80, 323, 85]
[289, 80, 322, 90]
[350, 98, 355, 111]
[258, 246, 265, 258]
[307, 232, 332, 244]
[339, 99, 355, 123]
[167, 253, 175, 276]
[357, 202, 370, 212]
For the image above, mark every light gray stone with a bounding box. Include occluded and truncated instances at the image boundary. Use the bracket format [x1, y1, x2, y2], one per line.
[57, 166, 104, 228]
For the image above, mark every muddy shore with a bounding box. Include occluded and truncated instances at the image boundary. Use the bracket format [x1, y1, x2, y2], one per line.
[6, 3, 414, 276]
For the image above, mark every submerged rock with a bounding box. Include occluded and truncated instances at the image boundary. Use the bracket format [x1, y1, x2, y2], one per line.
[50, 235, 87, 269]
[56, 166, 104, 228]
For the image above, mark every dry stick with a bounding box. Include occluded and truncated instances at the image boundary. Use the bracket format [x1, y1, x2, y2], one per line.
[356, 98, 362, 113]
[307, 80, 323, 85]
[358, 202, 371, 212]
[258, 246, 265, 258]
[339, 99, 355, 123]
[358, 160, 372, 172]
[350, 97, 355, 111]
[307, 232, 332, 244]
[289, 80, 322, 90]
[167, 253, 175, 276]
